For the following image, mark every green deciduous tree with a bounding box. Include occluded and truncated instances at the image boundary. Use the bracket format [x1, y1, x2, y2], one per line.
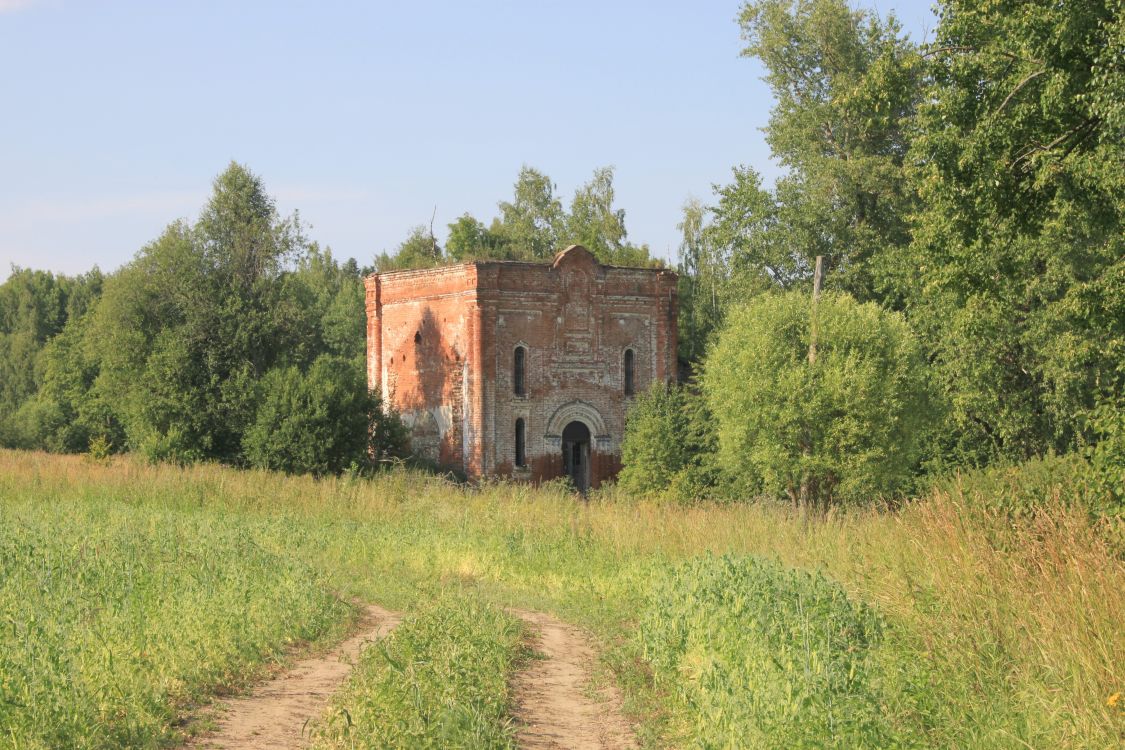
[375, 225, 443, 272]
[567, 166, 628, 261]
[494, 166, 566, 260]
[84, 162, 341, 463]
[735, 0, 922, 301]
[564, 166, 655, 266]
[707, 166, 790, 293]
[282, 245, 366, 366]
[675, 199, 713, 362]
[445, 213, 503, 262]
[676, 199, 724, 362]
[0, 164, 405, 471]
[19, 312, 122, 453]
[899, 0, 1124, 465]
[619, 383, 717, 501]
[704, 290, 934, 505]
[242, 355, 405, 475]
[383, 165, 657, 270]
[0, 267, 103, 445]
[674, 0, 921, 365]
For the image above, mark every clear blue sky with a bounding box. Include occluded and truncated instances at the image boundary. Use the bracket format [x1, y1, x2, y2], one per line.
[0, 0, 938, 281]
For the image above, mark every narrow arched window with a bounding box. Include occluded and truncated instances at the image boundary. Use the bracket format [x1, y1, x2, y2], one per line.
[624, 348, 635, 396]
[513, 346, 527, 396]
[515, 418, 526, 467]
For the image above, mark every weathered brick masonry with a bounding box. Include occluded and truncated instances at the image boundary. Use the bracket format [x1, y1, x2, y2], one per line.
[365, 245, 677, 490]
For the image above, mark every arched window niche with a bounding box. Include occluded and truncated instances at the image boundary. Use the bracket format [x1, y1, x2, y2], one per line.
[623, 348, 635, 397]
[513, 345, 527, 396]
[515, 417, 527, 468]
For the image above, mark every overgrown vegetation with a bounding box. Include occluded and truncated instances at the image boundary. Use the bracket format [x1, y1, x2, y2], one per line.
[625, 0, 1124, 506]
[640, 556, 913, 748]
[377, 165, 658, 271]
[311, 594, 525, 750]
[1, 451, 1120, 748]
[0, 489, 351, 749]
[617, 383, 715, 500]
[1, 3, 1119, 503]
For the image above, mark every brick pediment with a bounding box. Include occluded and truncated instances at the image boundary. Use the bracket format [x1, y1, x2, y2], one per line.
[551, 244, 598, 272]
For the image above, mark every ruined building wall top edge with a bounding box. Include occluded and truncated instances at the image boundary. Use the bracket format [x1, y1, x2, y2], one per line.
[365, 253, 677, 283]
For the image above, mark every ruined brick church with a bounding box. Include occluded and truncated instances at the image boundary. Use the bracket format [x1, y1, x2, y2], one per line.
[364, 245, 677, 490]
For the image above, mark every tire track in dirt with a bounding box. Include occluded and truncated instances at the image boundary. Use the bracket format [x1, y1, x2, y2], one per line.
[186, 604, 401, 750]
[510, 609, 637, 750]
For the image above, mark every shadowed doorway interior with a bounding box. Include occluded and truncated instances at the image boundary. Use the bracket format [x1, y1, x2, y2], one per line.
[561, 421, 591, 493]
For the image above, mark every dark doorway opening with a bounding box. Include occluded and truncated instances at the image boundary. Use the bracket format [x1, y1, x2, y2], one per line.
[561, 420, 591, 493]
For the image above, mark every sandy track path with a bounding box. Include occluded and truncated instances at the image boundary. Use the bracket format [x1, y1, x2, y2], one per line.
[187, 604, 401, 750]
[510, 609, 637, 750]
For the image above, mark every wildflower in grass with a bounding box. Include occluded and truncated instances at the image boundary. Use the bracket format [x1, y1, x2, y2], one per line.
[1107, 692, 1120, 709]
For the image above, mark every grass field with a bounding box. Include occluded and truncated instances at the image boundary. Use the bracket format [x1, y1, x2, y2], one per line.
[310, 593, 526, 750]
[0, 449, 1121, 748]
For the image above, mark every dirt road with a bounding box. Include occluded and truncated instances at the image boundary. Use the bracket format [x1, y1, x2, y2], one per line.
[185, 604, 635, 749]
[186, 604, 401, 750]
[509, 609, 637, 750]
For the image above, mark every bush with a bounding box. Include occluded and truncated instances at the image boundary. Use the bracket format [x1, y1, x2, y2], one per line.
[0, 397, 56, 450]
[1083, 398, 1125, 517]
[242, 355, 406, 476]
[618, 384, 716, 500]
[703, 291, 935, 505]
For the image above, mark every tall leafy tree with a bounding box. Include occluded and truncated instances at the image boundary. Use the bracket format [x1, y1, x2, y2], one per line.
[706, 166, 790, 294]
[88, 162, 310, 461]
[445, 213, 503, 261]
[494, 166, 566, 260]
[567, 166, 627, 258]
[1, 164, 401, 470]
[677, 167, 791, 362]
[282, 245, 366, 366]
[676, 199, 721, 362]
[374, 225, 443, 272]
[382, 165, 656, 270]
[565, 166, 654, 265]
[736, 0, 922, 301]
[18, 311, 121, 453]
[899, 0, 1124, 464]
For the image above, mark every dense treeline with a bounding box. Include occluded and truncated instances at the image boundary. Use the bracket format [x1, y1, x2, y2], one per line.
[625, 0, 1123, 506]
[1, 0, 1121, 501]
[0, 267, 103, 445]
[0, 165, 406, 474]
[0, 157, 661, 472]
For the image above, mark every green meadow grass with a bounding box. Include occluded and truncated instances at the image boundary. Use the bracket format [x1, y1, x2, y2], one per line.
[0, 497, 350, 749]
[311, 592, 525, 750]
[639, 555, 919, 749]
[0, 449, 1121, 748]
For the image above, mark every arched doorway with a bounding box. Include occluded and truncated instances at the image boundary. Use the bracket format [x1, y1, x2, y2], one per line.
[561, 420, 591, 492]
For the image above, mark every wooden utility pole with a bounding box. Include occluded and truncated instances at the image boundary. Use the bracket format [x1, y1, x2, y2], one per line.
[808, 255, 823, 365]
[799, 255, 824, 510]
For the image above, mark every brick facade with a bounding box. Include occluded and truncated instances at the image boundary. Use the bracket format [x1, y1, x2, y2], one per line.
[365, 245, 677, 490]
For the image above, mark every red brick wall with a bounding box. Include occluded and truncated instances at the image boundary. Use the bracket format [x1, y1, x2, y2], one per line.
[366, 245, 678, 488]
[366, 266, 480, 473]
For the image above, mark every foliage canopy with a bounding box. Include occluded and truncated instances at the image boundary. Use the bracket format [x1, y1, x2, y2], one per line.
[703, 290, 934, 504]
[0, 162, 405, 473]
